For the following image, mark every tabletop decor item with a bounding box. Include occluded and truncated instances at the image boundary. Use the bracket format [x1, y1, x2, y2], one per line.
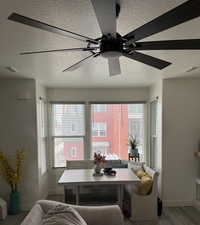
[0, 149, 25, 215]
[93, 153, 106, 176]
[128, 135, 139, 156]
[103, 167, 116, 176]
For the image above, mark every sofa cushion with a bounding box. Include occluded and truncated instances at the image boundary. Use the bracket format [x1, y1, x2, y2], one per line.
[21, 204, 44, 225]
[42, 204, 87, 225]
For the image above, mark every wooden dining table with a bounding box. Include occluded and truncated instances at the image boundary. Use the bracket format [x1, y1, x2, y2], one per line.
[58, 168, 140, 208]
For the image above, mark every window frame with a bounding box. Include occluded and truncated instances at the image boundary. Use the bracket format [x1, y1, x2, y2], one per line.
[49, 102, 147, 168]
[90, 103, 147, 161]
[50, 103, 86, 167]
[92, 122, 107, 137]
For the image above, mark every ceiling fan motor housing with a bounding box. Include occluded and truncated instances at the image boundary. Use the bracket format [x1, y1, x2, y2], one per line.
[100, 34, 124, 58]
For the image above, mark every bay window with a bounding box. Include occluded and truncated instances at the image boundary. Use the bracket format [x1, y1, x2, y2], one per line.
[51, 103, 146, 167]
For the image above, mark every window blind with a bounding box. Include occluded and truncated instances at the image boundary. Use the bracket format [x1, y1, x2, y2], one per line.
[52, 104, 85, 136]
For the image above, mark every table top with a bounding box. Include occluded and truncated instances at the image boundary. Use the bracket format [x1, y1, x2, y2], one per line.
[58, 168, 140, 185]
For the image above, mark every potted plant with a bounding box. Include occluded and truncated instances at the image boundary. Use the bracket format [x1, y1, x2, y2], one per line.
[128, 135, 139, 156]
[93, 152, 106, 175]
[0, 149, 25, 215]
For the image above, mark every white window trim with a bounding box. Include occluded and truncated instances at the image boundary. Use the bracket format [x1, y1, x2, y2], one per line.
[48, 102, 147, 168]
[50, 103, 86, 167]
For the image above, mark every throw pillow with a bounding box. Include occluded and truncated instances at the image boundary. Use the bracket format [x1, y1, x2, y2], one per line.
[128, 162, 145, 173]
[42, 204, 87, 225]
[137, 175, 153, 195]
[135, 168, 147, 179]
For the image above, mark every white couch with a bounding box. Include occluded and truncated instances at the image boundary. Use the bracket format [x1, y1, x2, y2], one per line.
[125, 164, 159, 225]
[21, 200, 124, 225]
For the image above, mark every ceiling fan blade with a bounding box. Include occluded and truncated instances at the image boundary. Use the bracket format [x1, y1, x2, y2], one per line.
[63, 53, 99, 72]
[8, 13, 98, 44]
[134, 39, 200, 50]
[123, 0, 200, 41]
[90, 0, 116, 35]
[123, 51, 171, 70]
[108, 57, 121, 76]
[20, 47, 99, 55]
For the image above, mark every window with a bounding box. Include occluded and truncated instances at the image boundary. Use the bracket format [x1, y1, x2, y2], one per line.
[92, 142, 109, 155]
[70, 147, 77, 158]
[52, 104, 85, 167]
[92, 104, 107, 112]
[91, 104, 145, 160]
[51, 103, 146, 167]
[70, 121, 78, 133]
[128, 104, 143, 114]
[92, 122, 107, 137]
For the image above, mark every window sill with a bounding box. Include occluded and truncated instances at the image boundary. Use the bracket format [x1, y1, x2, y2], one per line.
[52, 167, 66, 169]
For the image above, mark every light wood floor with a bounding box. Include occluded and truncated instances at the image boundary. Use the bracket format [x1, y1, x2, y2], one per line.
[0, 206, 200, 225]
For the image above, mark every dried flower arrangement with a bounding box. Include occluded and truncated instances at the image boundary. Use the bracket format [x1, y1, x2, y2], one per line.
[0, 149, 25, 192]
[94, 152, 106, 165]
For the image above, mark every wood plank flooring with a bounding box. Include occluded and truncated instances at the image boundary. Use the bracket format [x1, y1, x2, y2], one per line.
[0, 206, 199, 225]
[125, 207, 200, 225]
[159, 207, 200, 225]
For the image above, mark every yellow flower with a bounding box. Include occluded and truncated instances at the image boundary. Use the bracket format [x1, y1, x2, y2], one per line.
[0, 149, 25, 191]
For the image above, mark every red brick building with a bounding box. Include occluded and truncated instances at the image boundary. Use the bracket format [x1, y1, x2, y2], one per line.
[62, 104, 131, 160]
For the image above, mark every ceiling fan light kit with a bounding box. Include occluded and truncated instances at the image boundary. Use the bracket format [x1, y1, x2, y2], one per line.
[8, 0, 200, 76]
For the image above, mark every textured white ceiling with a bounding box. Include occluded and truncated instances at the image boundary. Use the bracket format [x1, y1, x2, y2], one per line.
[0, 0, 200, 87]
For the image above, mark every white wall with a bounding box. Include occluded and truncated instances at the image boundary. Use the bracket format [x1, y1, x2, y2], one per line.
[0, 79, 39, 209]
[47, 87, 149, 195]
[162, 78, 200, 206]
[149, 79, 163, 197]
[47, 87, 149, 102]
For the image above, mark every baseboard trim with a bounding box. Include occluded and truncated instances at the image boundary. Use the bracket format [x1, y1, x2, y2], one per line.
[163, 200, 193, 207]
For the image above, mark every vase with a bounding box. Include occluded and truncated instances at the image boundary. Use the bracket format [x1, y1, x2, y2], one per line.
[130, 148, 138, 156]
[94, 164, 102, 175]
[9, 191, 21, 215]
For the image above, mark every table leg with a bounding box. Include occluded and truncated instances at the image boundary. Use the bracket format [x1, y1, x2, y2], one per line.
[120, 184, 124, 209]
[75, 185, 79, 205]
[117, 184, 124, 209]
[64, 186, 67, 203]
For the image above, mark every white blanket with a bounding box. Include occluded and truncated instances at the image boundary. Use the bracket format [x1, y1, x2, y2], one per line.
[42, 204, 87, 225]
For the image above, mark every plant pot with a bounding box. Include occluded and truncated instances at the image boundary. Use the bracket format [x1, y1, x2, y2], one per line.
[9, 191, 21, 215]
[130, 148, 138, 156]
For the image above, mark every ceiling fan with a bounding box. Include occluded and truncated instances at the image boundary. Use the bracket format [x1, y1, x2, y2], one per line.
[8, 0, 200, 76]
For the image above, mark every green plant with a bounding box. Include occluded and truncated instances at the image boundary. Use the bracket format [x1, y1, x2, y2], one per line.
[128, 135, 138, 150]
